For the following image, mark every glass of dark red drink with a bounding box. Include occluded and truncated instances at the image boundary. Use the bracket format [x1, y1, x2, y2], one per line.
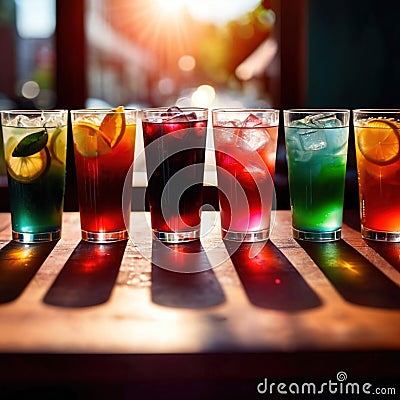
[71, 107, 136, 243]
[142, 107, 208, 243]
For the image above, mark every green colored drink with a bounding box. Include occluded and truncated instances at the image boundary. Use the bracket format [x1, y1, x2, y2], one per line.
[1, 110, 68, 242]
[284, 110, 349, 241]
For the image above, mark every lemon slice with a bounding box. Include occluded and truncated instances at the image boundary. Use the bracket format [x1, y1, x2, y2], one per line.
[50, 127, 67, 164]
[73, 106, 126, 157]
[357, 118, 400, 165]
[6, 139, 50, 183]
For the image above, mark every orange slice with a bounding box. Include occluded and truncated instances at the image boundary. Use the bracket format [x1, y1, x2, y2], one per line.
[72, 120, 110, 157]
[73, 106, 126, 157]
[357, 118, 400, 165]
[99, 105, 126, 149]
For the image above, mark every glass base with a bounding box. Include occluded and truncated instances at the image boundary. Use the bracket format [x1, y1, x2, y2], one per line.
[293, 227, 341, 242]
[153, 229, 200, 243]
[222, 228, 269, 243]
[362, 226, 400, 242]
[82, 230, 128, 243]
[12, 229, 61, 243]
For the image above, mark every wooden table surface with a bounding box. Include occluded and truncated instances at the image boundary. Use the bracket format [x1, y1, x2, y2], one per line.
[0, 211, 399, 395]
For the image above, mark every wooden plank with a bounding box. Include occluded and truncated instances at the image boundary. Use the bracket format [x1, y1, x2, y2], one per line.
[0, 211, 399, 357]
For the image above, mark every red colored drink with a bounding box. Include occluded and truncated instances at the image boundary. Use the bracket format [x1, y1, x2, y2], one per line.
[71, 108, 136, 242]
[213, 109, 279, 242]
[142, 107, 208, 242]
[354, 109, 400, 241]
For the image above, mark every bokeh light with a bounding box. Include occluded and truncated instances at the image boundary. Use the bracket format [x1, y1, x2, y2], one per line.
[21, 80, 40, 99]
[158, 78, 175, 96]
[191, 84, 216, 107]
[178, 55, 196, 72]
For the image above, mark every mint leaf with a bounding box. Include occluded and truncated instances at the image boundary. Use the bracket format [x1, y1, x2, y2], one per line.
[12, 129, 48, 157]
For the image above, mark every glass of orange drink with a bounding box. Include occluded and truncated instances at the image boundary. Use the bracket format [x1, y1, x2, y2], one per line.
[71, 107, 136, 243]
[353, 109, 400, 241]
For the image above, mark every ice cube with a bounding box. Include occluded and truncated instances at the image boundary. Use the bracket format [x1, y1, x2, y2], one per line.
[167, 106, 181, 114]
[224, 120, 242, 128]
[186, 112, 197, 120]
[286, 134, 313, 162]
[291, 118, 310, 129]
[246, 163, 268, 181]
[151, 118, 163, 123]
[238, 127, 271, 152]
[290, 115, 329, 151]
[43, 112, 65, 128]
[299, 129, 327, 151]
[162, 106, 197, 122]
[214, 127, 237, 146]
[291, 113, 341, 129]
[235, 162, 269, 190]
[329, 129, 348, 154]
[242, 113, 263, 128]
[15, 115, 32, 127]
[311, 113, 341, 128]
[79, 114, 103, 126]
[165, 113, 189, 123]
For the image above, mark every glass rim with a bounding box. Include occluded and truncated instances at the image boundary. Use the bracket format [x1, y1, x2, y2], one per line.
[71, 108, 137, 114]
[1, 109, 68, 114]
[141, 107, 208, 121]
[284, 108, 350, 114]
[353, 109, 400, 114]
[212, 108, 279, 113]
[141, 107, 208, 113]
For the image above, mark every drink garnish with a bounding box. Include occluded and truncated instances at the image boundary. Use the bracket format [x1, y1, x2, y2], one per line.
[12, 129, 48, 157]
[50, 126, 66, 164]
[6, 137, 50, 183]
[73, 106, 126, 157]
[357, 118, 400, 165]
[100, 105, 126, 148]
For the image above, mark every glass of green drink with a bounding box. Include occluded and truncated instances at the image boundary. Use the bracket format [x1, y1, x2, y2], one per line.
[0, 110, 68, 242]
[284, 109, 350, 241]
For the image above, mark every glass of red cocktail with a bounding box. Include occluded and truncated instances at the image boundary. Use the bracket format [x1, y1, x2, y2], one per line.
[212, 109, 279, 242]
[71, 107, 136, 243]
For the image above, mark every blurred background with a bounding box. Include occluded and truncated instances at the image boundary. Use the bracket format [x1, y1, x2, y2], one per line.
[0, 0, 399, 210]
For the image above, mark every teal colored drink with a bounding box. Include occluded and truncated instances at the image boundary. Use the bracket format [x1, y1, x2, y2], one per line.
[1, 111, 68, 242]
[284, 111, 349, 241]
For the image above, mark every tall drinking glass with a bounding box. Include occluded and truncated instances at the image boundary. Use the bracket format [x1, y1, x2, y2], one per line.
[354, 109, 400, 241]
[284, 109, 350, 241]
[212, 109, 279, 242]
[1, 110, 68, 242]
[142, 107, 208, 243]
[71, 107, 136, 243]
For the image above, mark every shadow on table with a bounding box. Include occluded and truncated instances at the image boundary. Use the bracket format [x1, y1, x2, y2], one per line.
[44, 240, 126, 308]
[365, 241, 400, 274]
[224, 240, 322, 311]
[0, 241, 57, 303]
[151, 239, 226, 309]
[298, 239, 400, 309]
